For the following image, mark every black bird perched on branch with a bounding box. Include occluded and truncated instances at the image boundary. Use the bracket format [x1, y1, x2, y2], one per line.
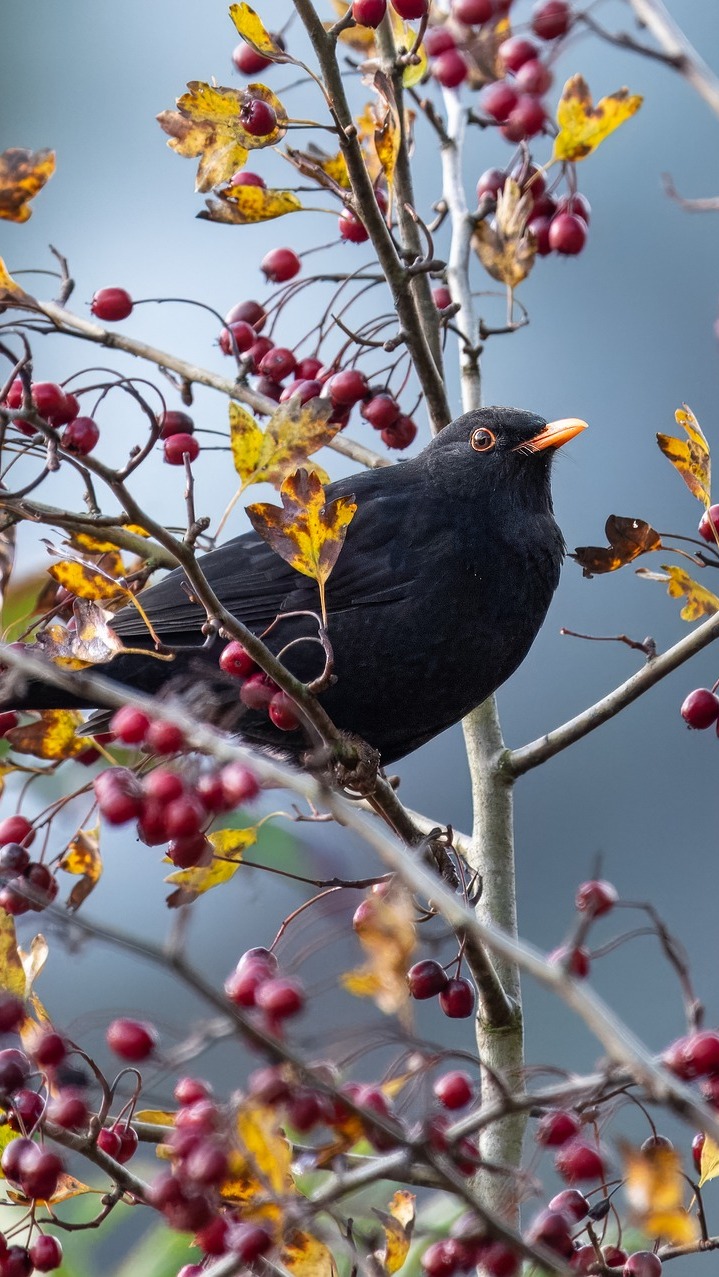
[7, 407, 586, 765]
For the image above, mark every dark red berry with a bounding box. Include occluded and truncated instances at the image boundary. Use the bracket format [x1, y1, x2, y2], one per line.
[622, 1254, 662, 1277]
[681, 687, 719, 728]
[220, 641, 257, 679]
[391, 0, 427, 16]
[261, 247, 301, 283]
[0, 711, 18, 737]
[575, 879, 618, 917]
[30, 1030, 66, 1069]
[407, 959, 448, 999]
[164, 432, 200, 464]
[225, 299, 267, 332]
[20, 1146, 64, 1200]
[110, 705, 150, 745]
[681, 1029, 719, 1077]
[528, 214, 553, 256]
[548, 211, 587, 255]
[106, 1018, 157, 1062]
[0, 995, 24, 1034]
[361, 394, 401, 430]
[548, 1188, 589, 1221]
[515, 58, 553, 95]
[421, 1239, 461, 1276]
[269, 691, 302, 731]
[143, 769, 184, 804]
[61, 416, 99, 455]
[9, 1088, 43, 1134]
[240, 671, 278, 712]
[692, 1132, 705, 1174]
[219, 319, 256, 355]
[220, 761, 260, 806]
[232, 42, 272, 76]
[698, 504, 719, 542]
[433, 1070, 474, 1109]
[91, 288, 134, 322]
[499, 36, 539, 71]
[527, 1208, 574, 1258]
[167, 834, 211, 869]
[258, 347, 297, 381]
[339, 208, 369, 243]
[165, 795, 205, 840]
[144, 718, 185, 754]
[439, 977, 476, 1018]
[536, 1109, 580, 1147]
[255, 976, 304, 1019]
[295, 357, 323, 381]
[482, 1242, 520, 1277]
[550, 945, 590, 978]
[2, 1246, 33, 1277]
[501, 95, 547, 141]
[0, 843, 30, 873]
[195, 772, 233, 814]
[554, 1139, 607, 1183]
[229, 1223, 273, 1263]
[432, 285, 452, 310]
[0, 1049, 29, 1097]
[604, 1247, 628, 1269]
[157, 410, 194, 438]
[382, 415, 417, 450]
[47, 1089, 88, 1131]
[53, 391, 81, 425]
[241, 98, 277, 137]
[532, 0, 571, 40]
[97, 1126, 123, 1158]
[476, 167, 507, 200]
[0, 817, 34, 847]
[433, 49, 468, 88]
[329, 369, 369, 406]
[231, 170, 266, 187]
[352, 0, 387, 25]
[1, 1136, 37, 1182]
[452, 0, 495, 22]
[29, 1235, 63, 1272]
[481, 81, 518, 123]
[425, 28, 456, 56]
[280, 377, 322, 405]
[557, 192, 591, 223]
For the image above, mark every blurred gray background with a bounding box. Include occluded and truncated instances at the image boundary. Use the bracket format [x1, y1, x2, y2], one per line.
[2, 0, 719, 1267]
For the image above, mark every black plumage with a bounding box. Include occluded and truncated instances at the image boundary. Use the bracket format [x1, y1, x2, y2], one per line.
[9, 407, 586, 764]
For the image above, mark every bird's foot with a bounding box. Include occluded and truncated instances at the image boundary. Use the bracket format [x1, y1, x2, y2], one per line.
[304, 733, 380, 795]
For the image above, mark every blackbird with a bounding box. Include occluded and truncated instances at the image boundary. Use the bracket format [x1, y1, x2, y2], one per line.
[8, 407, 586, 764]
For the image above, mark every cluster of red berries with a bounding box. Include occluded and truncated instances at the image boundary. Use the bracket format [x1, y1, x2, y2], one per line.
[663, 1026, 719, 1103]
[219, 640, 302, 731]
[224, 946, 305, 1031]
[406, 958, 477, 1018]
[478, 163, 590, 256]
[1, 378, 98, 455]
[548, 877, 618, 980]
[156, 408, 200, 465]
[0, 816, 58, 918]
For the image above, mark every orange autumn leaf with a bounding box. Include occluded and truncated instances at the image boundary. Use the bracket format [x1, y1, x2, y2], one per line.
[374, 1189, 416, 1273]
[247, 468, 356, 625]
[0, 148, 55, 223]
[7, 709, 92, 761]
[281, 1231, 339, 1276]
[637, 564, 719, 622]
[552, 75, 642, 163]
[657, 405, 711, 508]
[158, 82, 287, 192]
[220, 1100, 292, 1214]
[60, 824, 102, 911]
[200, 182, 302, 224]
[341, 890, 416, 1015]
[472, 178, 537, 290]
[622, 1142, 698, 1245]
[371, 72, 401, 201]
[230, 397, 336, 490]
[572, 516, 662, 577]
[7, 1171, 92, 1206]
[228, 3, 290, 63]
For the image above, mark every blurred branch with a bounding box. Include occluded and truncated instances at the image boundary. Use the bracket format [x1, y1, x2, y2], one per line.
[626, 0, 719, 118]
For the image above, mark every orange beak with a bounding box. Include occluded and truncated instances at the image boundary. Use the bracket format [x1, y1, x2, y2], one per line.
[520, 417, 588, 452]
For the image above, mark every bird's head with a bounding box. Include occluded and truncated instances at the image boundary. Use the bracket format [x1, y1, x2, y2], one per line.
[424, 406, 587, 507]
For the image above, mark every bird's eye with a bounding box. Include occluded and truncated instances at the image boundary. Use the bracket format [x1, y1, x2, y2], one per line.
[470, 427, 496, 453]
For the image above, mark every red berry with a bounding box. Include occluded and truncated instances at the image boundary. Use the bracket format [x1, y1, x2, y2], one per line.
[174, 1099, 219, 1136]
[97, 1126, 123, 1158]
[143, 769, 184, 804]
[0, 1049, 29, 1096]
[481, 81, 518, 123]
[452, 0, 495, 22]
[699, 504, 719, 542]
[47, 1089, 88, 1131]
[692, 1132, 705, 1174]
[165, 795, 205, 840]
[528, 213, 553, 256]
[361, 394, 401, 430]
[439, 976, 476, 1018]
[1, 1136, 36, 1182]
[229, 1223, 273, 1263]
[421, 1240, 460, 1276]
[219, 319, 256, 355]
[557, 192, 591, 223]
[94, 768, 143, 825]
[269, 691, 302, 731]
[548, 211, 587, 255]
[20, 1146, 64, 1200]
[339, 208, 369, 243]
[157, 410, 194, 438]
[2, 1247, 32, 1277]
[261, 247, 301, 283]
[175, 1076, 213, 1106]
[110, 705, 151, 745]
[0, 711, 18, 737]
[29, 1235, 63, 1272]
[295, 357, 323, 381]
[195, 772, 233, 813]
[91, 288, 134, 322]
[220, 640, 257, 679]
[232, 42, 272, 76]
[255, 976, 304, 1019]
[548, 1188, 589, 1221]
[681, 1029, 719, 1077]
[164, 432, 200, 464]
[527, 1208, 574, 1258]
[280, 377, 321, 405]
[258, 347, 297, 381]
[501, 95, 547, 141]
[185, 1141, 230, 1189]
[30, 1030, 66, 1068]
[0, 816, 34, 847]
[31, 382, 69, 423]
[353, 0, 387, 25]
[391, 0, 427, 15]
[240, 671, 278, 712]
[432, 285, 452, 310]
[433, 49, 468, 88]
[220, 761, 260, 806]
[382, 414, 417, 450]
[144, 718, 185, 754]
[425, 28, 456, 55]
[482, 1242, 520, 1277]
[225, 299, 267, 332]
[329, 369, 369, 406]
[550, 945, 590, 978]
[532, 0, 571, 40]
[224, 965, 265, 1008]
[499, 36, 539, 72]
[575, 879, 618, 917]
[407, 959, 448, 999]
[106, 1017, 157, 1062]
[681, 687, 719, 728]
[53, 391, 81, 425]
[515, 58, 553, 95]
[604, 1248, 628, 1269]
[241, 97, 277, 137]
[0, 995, 25, 1033]
[60, 415, 99, 455]
[476, 167, 506, 200]
[167, 834, 211, 869]
[554, 1139, 607, 1183]
[536, 1109, 580, 1147]
[623, 1254, 662, 1277]
[231, 170, 266, 187]
[433, 1070, 474, 1109]
[0, 844, 30, 874]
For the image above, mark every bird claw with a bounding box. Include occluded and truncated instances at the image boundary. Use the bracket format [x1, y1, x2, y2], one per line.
[304, 733, 380, 794]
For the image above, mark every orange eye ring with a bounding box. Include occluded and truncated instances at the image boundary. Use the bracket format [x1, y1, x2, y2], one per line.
[470, 427, 496, 453]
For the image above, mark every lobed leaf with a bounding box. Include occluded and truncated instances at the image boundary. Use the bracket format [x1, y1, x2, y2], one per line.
[572, 515, 662, 577]
[472, 178, 537, 289]
[7, 709, 93, 760]
[637, 564, 719, 621]
[231, 397, 338, 490]
[158, 81, 287, 192]
[284, 143, 351, 193]
[0, 148, 55, 223]
[200, 183, 302, 224]
[281, 1231, 339, 1276]
[552, 75, 642, 163]
[35, 599, 126, 669]
[657, 404, 711, 507]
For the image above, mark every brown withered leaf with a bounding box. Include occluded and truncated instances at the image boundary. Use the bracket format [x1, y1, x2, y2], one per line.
[7, 710, 93, 761]
[7, 1171, 92, 1206]
[200, 183, 302, 225]
[465, 15, 510, 89]
[553, 75, 642, 163]
[472, 178, 537, 289]
[60, 824, 102, 911]
[637, 564, 719, 622]
[572, 515, 662, 577]
[284, 143, 351, 194]
[657, 405, 711, 508]
[35, 599, 125, 668]
[230, 397, 337, 490]
[340, 889, 416, 1016]
[355, 103, 385, 185]
[371, 72, 401, 203]
[0, 149, 55, 223]
[622, 1141, 698, 1246]
[247, 468, 356, 625]
[373, 1190, 416, 1274]
[158, 82, 288, 193]
[228, 4, 290, 63]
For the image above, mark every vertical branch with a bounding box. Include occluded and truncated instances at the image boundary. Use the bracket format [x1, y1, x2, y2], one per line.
[441, 88, 525, 1228]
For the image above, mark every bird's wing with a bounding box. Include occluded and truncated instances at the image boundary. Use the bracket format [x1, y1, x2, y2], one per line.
[110, 465, 418, 642]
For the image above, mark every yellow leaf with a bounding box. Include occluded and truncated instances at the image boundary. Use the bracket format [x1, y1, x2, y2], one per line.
[552, 74, 642, 163]
[48, 559, 129, 603]
[158, 82, 287, 193]
[232, 396, 340, 490]
[374, 1189, 416, 1273]
[284, 144, 351, 193]
[657, 405, 711, 508]
[135, 1109, 176, 1128]
[371, 72, 401, 201]
[60, 824, 102, 911]
[201, 182, 302, 224]
[0, 148, 55, 223]
[340, 890, 416, 1016]
[69, 531, 132, 555]
[0, 257, 21, 295]
[622, 1142, 698, 1245]
[220, 1101, 292, 1209]
[0, 913, 27, 1000]
[355, 103, 384, 184]
[699, 1134, 719, 1186]
[247, 468, 356, 624]
[7, 709, 92, 760]
[17, 934, 48, 998]
[164, 826, 257, 907]
[282, 1231, 338, 1276]
[229, 3, 289, 61]
[639, 565, 719, 622]
[472, 177, 537, 289]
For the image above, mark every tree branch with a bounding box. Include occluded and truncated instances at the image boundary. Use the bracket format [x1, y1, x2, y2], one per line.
[627, 0, 719, 118]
